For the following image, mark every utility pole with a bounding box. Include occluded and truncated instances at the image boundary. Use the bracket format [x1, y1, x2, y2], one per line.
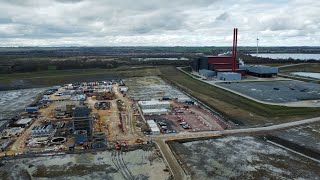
[256, 37, 259, 57]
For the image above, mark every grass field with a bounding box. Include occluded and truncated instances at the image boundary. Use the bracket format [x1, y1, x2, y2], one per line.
[0, 66, 160, 89]
[159, 66, 320, 125]
[279, 63, 320, 73]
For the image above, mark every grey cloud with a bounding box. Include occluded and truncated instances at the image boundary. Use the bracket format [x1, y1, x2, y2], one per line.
[54, 0, 84, 3]
[0, 0, 319, 46]
[215, 12, 229, 21]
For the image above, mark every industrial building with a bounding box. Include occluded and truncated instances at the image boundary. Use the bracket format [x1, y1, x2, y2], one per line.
[14, 118, 33, 127]
[1, 127, 24, 138]
[176, 97, 194, 103]
[199, 69, 216, 77]
[240, 65, 278, 77]
[142, 109, 168, 115]
[192, 28, 245, 78]
[72, 106, 93, 135]
[147, 120, 160, 134]
[138, 100, 171, 110]
[32, 123, 56, 137]
[138, 100, 171, 115]
[217, 72, 242, 81]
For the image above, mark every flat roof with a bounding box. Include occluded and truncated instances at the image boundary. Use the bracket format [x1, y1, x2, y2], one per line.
[206, 56, 233, 58]
[147, 120, 160, 132]
[142, 109, 168, 113]
[215, 69, 244, 71]
[151, 126, 160, 132]
[223, 72, 240, 74]
[138, 100, 170, 106]
[16, 118, 33, 125]
[147, 120, 158, 127]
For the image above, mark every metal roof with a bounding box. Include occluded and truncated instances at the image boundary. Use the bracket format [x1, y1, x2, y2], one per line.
[16, 118, 33, 125]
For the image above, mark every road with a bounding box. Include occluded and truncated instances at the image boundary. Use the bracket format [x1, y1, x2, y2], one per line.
[154, 116, 320, 141]
[154, 138, 190, 180]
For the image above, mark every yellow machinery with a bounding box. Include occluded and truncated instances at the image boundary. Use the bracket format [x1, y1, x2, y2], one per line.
[135, 138, 144, 143]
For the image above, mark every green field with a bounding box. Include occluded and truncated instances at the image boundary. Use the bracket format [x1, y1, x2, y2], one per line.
[0, 66, 160, 89]
[279, 63, 320, 73]
[159, 66, 320, 125]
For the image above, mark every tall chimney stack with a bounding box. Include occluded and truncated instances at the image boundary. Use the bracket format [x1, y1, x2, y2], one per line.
[232, 28, 238, 72]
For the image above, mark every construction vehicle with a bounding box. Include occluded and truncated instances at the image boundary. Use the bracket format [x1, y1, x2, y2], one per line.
[135, 138, 144, 143]
[115, 141, 128, 151]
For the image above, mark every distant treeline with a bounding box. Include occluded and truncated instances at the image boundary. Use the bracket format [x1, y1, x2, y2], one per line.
[238, 54, 319, 64]
[0, 57, 192, 74]
[1, 46, 320, 74]
[1, 46, 320, 57]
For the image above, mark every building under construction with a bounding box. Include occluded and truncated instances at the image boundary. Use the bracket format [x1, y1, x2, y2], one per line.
[72, 106, 93, 135]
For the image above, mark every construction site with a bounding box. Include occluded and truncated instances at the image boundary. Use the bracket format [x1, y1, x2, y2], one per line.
[0, 72, 236, 179]
[0, 28, 320, 179]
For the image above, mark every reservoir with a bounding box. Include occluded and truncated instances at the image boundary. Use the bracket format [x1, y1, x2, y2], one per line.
[251, 54, 320, 60]
[291, 72, 320, 79]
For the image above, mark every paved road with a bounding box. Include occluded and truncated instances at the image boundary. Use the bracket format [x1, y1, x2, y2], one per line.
[277, 63, 308, 68]
[154, 138, 190, 180]
[154, 117, 320, 141]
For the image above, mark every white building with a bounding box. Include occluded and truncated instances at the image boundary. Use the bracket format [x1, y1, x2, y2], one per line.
[119, 86, 128, 92]
[147, 120, 160, 134]
[176, 97, 193, 103]
[15, 118, 33, 127]
[138, 100, 170, 110]
[142, 109, 168, 115]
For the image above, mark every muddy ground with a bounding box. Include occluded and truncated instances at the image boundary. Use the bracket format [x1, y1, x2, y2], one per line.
[124, 76, 188, 100]
[170, 136, 320, 180]
[0, 88, 47, 120]
[0, 147, 170, 180]
[270, 124, 320, 154]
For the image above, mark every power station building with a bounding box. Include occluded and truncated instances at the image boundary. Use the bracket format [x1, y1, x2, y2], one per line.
[192, 28, 278, 79]
[192, 28, 244, 81]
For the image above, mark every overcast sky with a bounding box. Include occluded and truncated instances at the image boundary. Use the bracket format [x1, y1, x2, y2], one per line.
[0, 0, 319, 46]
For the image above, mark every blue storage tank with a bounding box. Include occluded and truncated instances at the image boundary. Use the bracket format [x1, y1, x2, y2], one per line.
[74, 130, 88, 145]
